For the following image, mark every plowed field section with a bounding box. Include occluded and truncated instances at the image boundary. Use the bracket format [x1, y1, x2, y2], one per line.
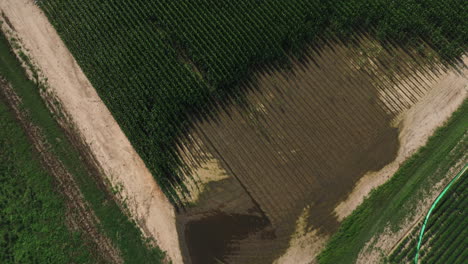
[179, 38, 448, 263]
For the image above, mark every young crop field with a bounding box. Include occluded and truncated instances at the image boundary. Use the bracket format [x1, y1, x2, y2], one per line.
[388, 167, 467, 264]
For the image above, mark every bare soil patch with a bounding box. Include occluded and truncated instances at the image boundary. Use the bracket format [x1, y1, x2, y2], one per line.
[335, 56, 468, 220]
[177, 36, 453, 263]
[273, 206, 329, 264]
[176, 136, 230, 204]
[0, 1, 182, 263]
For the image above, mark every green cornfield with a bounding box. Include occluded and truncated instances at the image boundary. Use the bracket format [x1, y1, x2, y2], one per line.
[39, 0, 468, 205]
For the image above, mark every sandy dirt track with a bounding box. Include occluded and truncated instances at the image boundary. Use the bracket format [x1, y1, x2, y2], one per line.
[0, 0, 183, 263]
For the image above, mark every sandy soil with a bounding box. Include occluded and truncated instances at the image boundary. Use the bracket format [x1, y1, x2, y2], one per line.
[180, 156, 230, 204]
[274, 206, 329, 264]
[176, 136, 230, 204]
[334, 57, 467, 220]
[0, 1, 183, 263]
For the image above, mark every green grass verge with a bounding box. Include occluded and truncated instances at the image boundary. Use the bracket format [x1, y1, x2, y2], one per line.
[0, 86, 94, 264]
[318, 99, 468, 264]
[0, 31, 165, 263]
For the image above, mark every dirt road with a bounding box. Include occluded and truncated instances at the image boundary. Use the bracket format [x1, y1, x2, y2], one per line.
[0, 1, 183, 263]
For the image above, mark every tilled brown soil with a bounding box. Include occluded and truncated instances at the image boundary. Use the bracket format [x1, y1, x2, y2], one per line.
[177, 37, 447, 264]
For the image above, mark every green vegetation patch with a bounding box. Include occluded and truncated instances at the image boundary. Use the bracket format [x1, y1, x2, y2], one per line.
[318, 100, 468, 264]
[0, 88, 93, 263]
[0, 32, 165, 263]
[388, 167, 467, 264]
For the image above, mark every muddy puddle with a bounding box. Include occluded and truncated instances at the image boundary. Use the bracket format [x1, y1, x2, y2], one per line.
[185, 212, 270, 264]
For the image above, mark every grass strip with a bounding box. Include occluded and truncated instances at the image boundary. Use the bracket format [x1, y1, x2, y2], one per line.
[0, 31, 165, 263]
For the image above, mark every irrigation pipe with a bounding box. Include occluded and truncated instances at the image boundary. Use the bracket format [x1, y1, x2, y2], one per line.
[414, 163, 468, 263]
